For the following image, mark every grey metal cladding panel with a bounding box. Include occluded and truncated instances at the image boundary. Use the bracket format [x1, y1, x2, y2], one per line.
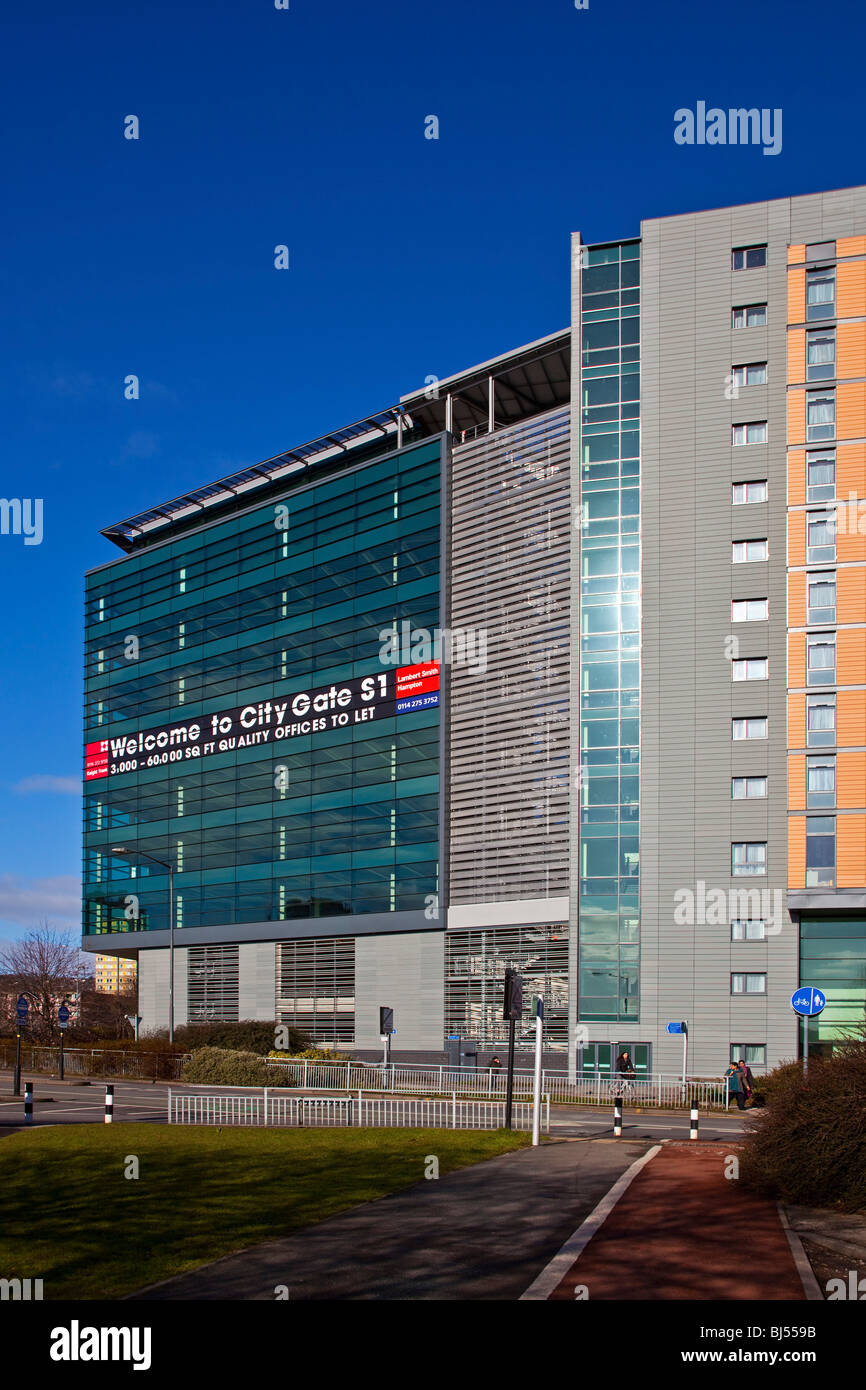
[449, 406, 571, 905]
[354, 930, 445, 1049]
[640, 200, 797, 1059]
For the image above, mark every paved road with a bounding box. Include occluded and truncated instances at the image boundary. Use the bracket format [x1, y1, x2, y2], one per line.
[0, 1076, 747, 1142]
[132, 1138, 654, 1300]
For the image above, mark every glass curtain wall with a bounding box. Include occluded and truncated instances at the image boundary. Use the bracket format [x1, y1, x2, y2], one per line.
[578, 241, 641, 1022]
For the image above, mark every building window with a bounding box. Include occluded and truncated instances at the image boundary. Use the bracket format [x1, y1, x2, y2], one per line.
[732, 920, 767, 941]
[730, 1043, 767, 1066]
[806, 512, 836, 563]
[807, 574, 836, 624]
[806, 694, 835, 747]
[733, 422, 768, 446]
[807, 451, 835, 502]
[187, 945, 239, 1023]
[732, 973, 767, 994]
[805, 816, 835, 887]
[733, 304, 767, 328]
[732, 842, 767, 876]
[732, 480, 768, 504]
[807, 634, 836, 686]
[733, 716, 768, 740]
[807, 756, 836, 809]
[732, 657, 768, 682]
[732, 598, 768, 622]
[733, 776, 768, 799]
[732, 539, 768, 563]
[807, 330, 836, 381]
[732, 362, 768, 387]
[806, 267, 835, 320]
[733, 246, 767, 270]
[807, 391, 835, 442]
[276, 936, 356, 1046]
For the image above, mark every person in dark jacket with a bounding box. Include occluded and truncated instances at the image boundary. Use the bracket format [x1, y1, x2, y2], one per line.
[725, 1062, 745, 1109]
[737, 1059, 755, 1104]
[616, 1050, 636, 1079]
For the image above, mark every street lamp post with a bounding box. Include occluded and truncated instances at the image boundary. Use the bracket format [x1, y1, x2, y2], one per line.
[111, 846, 175, 1042]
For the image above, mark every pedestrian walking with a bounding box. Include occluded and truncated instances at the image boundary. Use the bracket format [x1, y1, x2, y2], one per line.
[737, 1058, 755, 1105]
[725, 1061, 745, 1110]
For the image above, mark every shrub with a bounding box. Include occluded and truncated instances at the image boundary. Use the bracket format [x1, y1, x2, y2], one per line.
[739, 1044, 866, 1211]
[182, 1047, 297, 1088]
[173, 1021, 309, 1056]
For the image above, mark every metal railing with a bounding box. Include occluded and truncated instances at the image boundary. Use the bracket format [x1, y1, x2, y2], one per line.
[265, 1060, 731, 1109]
[169, 1088, 550, 1132]
[0, 1045, 188, 1081]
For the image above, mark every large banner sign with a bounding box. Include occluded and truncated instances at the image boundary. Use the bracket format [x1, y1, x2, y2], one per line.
[85, 662, 440, 782]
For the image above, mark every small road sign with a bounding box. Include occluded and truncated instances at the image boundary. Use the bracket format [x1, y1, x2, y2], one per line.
[58, 1003, 71, 1030]
[791, 987, 826, 1017]
[665, 1021, 687, 1034]
[16, 995, 29, 1022]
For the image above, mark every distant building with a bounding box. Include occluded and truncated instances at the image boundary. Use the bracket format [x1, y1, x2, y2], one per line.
[93, 955, 137, 995]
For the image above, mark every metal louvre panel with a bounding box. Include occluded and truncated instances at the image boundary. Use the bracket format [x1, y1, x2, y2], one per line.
[187, 944, 239, 1022]
[275, 936, 355, 1045]
[449, 406, 571, 903]
[445, 924, 569, 1048]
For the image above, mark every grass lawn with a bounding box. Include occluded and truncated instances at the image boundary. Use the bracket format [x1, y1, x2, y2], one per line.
[0, 1124, 528, 1299]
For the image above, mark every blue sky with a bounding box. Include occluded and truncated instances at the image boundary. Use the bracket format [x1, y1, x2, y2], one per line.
[0, 0, 864, 944]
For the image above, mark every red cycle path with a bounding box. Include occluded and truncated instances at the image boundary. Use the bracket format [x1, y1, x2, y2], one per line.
[549, 1144, 805, 1301]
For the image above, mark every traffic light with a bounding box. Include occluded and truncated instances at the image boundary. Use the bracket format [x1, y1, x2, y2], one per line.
[379, 1006, 394, 1034]
[503, 969, 524, 1021]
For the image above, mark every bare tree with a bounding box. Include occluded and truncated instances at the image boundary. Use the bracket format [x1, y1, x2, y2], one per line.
[0, 922, 87, 1040]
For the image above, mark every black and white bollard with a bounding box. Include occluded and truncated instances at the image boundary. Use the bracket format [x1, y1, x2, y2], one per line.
[689, 1104, 699, 1141]
[24, 1082, 33, 1123]
[104, 1084, 114, 1124]
[613, 1095, 623, 1137]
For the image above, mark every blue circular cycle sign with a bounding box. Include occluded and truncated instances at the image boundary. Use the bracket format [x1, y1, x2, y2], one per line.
[791, 987, 826, 1017]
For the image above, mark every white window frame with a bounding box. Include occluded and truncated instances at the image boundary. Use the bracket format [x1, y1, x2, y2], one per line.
[732, 480, 768, 504]
[806, 694, 836, 747]
[732, 362, 768, 387]
[733, 716, 768, 741]
[732, 304, 767, 329]
[806, 330, 836, 382]
[807, 573, 836, 625]
[731, 920, 767, 941]
[732, 421, 768, 446]
[732, 658, 768, 682]
[732, 776, 768, 800]
[732, 539, 769, 563]
[732, 842, 767, 876]
[806, 390, 836, 443]
[731, 598, 768, 622]
[806, 451, 836, 503]
[732, 246, 767, 270]
[731, 973, 767, 995]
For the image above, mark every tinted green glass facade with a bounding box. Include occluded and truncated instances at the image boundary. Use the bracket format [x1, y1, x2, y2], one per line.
[800, 915, 866, 1049]
[83, 439, 442, 937]
[578, 241, 641, 1023]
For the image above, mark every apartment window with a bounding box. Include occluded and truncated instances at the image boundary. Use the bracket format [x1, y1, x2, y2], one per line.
[806, 512, 835, 563]
[732, 362, 768, 387]
[733, 304, 767, 328]
[807, 574, 836, 624]
[806, 756, 836, 809]
[806, 694, 835, 747]
[732, 480, 768, 504]
[733, 245, 767, 270]
[732, 657, 768, 681]
[733, 422, 768, 445]
[732, 776, 768, 799]
[732, 598, 768, 622]
[807, 391, 835, 442]
[731, 920, 767, 942]
[732, 973, 767, 994]
[733, 538, 768, 563]
[732, 842, 767, 876]
[805, 816, 835, 887]
[733, 716, 768, 740]
[807, 634, 836, 686]
[807, 330, 836, 381]
[731, 1043, 767, 1067]
[807, 451, 835, 502]
[806, 267, 835, 320]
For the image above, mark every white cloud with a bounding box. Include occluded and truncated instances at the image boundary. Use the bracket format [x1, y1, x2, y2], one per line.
[12, 775, 80, 795]
[0, 875, 80, 931]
